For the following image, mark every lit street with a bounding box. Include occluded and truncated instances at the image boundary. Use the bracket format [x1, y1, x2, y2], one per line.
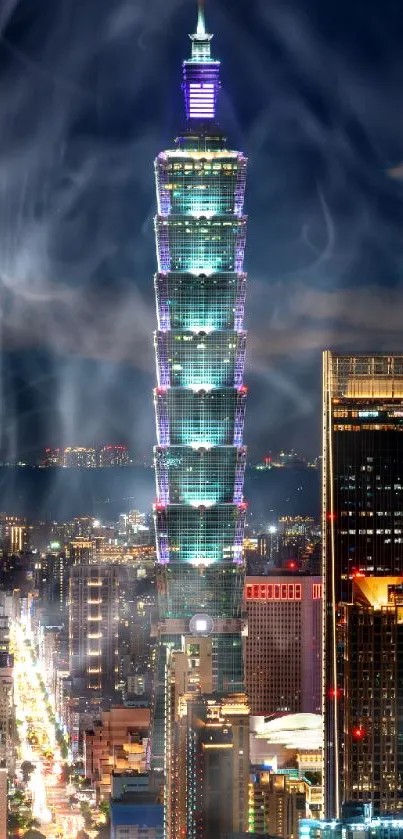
[10, 621, 86, 839]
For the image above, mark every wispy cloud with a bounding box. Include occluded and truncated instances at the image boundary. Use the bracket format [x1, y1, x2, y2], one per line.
[0, 0, 402, 458]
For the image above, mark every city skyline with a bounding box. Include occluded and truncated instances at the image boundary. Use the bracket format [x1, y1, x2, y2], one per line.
[1, 2, 403, 839]
[0, 0, 402, 462]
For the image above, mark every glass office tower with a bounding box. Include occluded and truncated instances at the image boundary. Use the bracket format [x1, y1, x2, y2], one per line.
[151, 1, 248, 768]
[323, 352, 403, 817]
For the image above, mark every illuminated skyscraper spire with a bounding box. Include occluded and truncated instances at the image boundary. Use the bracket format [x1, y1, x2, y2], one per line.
[151, 12, 249, 825]
[183, 0, 220, 119]
[196, 0, 206, 35]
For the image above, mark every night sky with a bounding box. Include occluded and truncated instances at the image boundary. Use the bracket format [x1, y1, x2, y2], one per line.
[1, 0, 403, 461]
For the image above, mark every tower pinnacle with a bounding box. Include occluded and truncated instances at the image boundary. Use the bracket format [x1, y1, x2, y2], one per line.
[183, 0, 220, 120]
[197, 0, 206, 35]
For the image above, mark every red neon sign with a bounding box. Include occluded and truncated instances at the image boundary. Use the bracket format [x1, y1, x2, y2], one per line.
[313, 583, 322, 600]
[245, 583, 302, 602]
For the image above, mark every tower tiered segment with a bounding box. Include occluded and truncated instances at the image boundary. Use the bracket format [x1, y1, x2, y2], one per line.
[151, 1, 248, 769]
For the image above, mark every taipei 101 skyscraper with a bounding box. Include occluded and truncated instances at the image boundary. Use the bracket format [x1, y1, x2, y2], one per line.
[151, 0, 248, 769]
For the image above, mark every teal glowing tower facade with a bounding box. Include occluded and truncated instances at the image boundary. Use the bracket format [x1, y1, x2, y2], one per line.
[151, 0, 248, 768]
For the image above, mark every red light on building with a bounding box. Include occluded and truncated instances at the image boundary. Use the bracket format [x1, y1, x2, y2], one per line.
[327, 512, 336, 521]
[154, 501, 166, 512]
[328, 687, 343, 699]
[288, 561, 296, 569]
[352, 725, 366, 741]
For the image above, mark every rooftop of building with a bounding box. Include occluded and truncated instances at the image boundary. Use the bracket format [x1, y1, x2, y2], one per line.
[251, 713, 322, 751]
[352, 575, 403, 609]
[110, 799, 163, 827]
[223, 834, 278, 839]
[300, 816, 403, 833]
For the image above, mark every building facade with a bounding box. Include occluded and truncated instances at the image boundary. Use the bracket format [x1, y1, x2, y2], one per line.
[323, 352, 403, 817]
[342, 577, 403, 814]
[0, 653, 14, 775]
[165, 637, 249, 838]
[184, 694, 249, 839]
[98, 446, 130, 467]
[0, 515, 29, 554]
[249, 769, 312, 839]
[0, 763, 6, 839]
[84, 706, 150, 799]
[299, 803, 403, 839]
[69, 563, 119, 694]
[151, 1, 248, 767]
[62, 447, 97, 468]
[244, 576, 322, 715]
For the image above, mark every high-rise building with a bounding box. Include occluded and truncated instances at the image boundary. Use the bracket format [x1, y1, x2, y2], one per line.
[151, 0, 248, 768]
[63, 447, 97, 468]
[184, 695, 249, 839]
[244, 576, 322, 715]
[343, 577, 403, 814]
[69, 539, 94, 566]
[98, 445, 130, 467]
[323, 352, 403, 817]
[68, 564, 119, 694]
[46, 551, 71, 618]
[257, 528, 280, 566]
[65, 516, 94, 539]
[0, 653, 15, 775]
[165, 637, 213, 839]
[249, 769, 312, 839]
[164, 636, 249, 838]
[0, 616, 9, 654]
[0, 515, 29, 554]
[0, 763, 6, 839]
[42, 447, 62, 466]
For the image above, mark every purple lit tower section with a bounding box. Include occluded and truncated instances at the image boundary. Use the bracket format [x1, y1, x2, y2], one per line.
[183, 3, 220, 120]
[150, 0, 248, 769]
